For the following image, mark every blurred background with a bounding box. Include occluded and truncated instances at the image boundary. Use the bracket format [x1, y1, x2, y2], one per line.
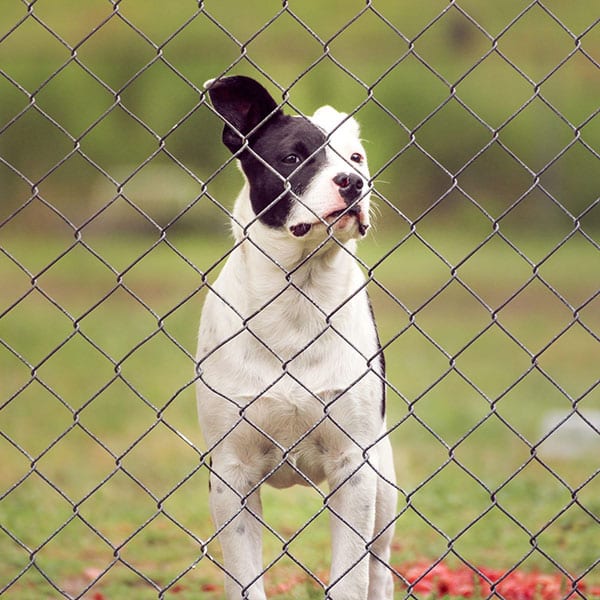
[1, 0, 598, 236]
[1, 2, 599, 599]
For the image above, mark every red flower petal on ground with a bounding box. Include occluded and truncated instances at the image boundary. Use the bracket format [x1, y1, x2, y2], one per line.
[398, 562, 600, 600]
[200, 582, 221, 592]
[268, 573, 311, 595]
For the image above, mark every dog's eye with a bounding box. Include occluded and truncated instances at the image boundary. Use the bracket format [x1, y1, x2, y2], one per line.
[282, 154, 301, 165]
[350, 152, 364, 164]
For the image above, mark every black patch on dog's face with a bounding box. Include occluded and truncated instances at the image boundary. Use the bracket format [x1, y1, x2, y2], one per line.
[206, 76, 329, 229]
[239, 115, 327, 228]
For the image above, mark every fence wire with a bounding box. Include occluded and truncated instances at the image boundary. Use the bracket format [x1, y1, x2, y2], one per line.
[1, 1, 599, 599]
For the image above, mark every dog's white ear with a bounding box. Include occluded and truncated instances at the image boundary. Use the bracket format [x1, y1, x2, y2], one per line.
[311, 105, 360, 138]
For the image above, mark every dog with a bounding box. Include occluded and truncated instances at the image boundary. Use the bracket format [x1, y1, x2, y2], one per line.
[196, 75, 397, 600]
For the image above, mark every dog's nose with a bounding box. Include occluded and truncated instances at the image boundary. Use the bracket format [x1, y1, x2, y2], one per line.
[333, 172, 364, 205]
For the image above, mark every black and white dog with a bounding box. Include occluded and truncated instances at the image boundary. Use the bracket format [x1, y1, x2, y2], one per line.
[196, 75, 397, 600]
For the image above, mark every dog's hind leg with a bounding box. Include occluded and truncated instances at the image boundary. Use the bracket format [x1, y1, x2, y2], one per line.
[367, 436, 397, 600]
[209, 456, 267, 600]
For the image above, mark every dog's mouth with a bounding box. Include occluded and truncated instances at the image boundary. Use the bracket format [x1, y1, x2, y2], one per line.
[290, 206, 369, 238]
[325, 206, 360, 221]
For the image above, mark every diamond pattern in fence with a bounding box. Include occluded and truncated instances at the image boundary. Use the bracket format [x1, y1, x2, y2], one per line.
[1, 2, 599, 599]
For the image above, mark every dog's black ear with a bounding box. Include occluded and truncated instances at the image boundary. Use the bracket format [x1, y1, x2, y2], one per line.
[205, 76, 282, 154]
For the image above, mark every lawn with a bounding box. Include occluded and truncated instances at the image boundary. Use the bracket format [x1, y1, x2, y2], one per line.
[0, 225, 598, 599]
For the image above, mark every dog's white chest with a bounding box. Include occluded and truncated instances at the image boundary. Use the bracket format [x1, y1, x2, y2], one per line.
[197, 243, 377, 403]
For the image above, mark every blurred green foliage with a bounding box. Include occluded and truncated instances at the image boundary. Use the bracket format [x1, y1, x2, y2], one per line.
[0, 0, 599, 234]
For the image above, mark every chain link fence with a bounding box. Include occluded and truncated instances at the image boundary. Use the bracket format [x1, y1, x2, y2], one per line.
[1, 1, 599, 599]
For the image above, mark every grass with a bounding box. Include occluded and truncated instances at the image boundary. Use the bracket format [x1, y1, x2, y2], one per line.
[0, 225, 598, 599]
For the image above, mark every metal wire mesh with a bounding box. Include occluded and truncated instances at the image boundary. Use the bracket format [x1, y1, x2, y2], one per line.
[1, 1, 599, 599]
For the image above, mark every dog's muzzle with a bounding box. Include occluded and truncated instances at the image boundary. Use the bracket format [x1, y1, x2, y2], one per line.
[289, 172, 369, 238]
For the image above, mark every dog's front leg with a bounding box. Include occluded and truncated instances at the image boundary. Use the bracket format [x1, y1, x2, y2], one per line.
[209, 455, 266, 600]
[368, 436, 397, 599]
[326, 450, 378, 600]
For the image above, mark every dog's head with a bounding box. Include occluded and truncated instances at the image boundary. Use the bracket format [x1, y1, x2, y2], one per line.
[205, 75, 371, 243]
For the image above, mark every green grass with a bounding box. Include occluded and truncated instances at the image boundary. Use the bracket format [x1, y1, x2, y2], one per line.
[0, 227, 598, 599]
